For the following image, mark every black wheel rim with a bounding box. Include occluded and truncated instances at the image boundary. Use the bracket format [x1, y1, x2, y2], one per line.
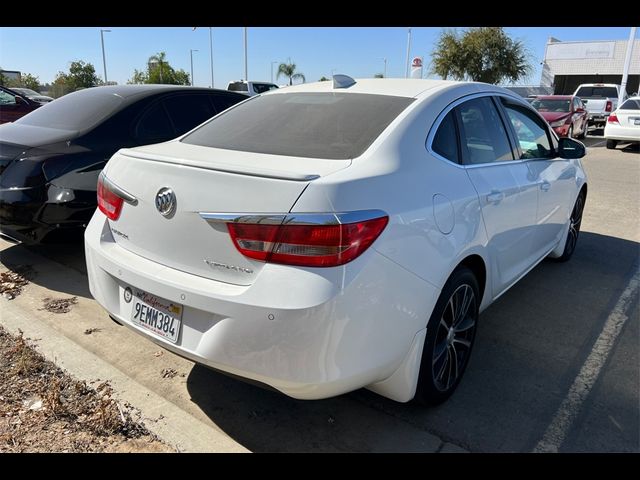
[432, 284, 477, 392]
[566, 195, 584, 256]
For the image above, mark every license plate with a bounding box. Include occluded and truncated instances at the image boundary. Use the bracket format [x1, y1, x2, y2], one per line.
[129, 288, 182, 343]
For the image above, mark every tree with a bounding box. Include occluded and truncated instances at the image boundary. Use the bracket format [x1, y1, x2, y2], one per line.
[374, 73, 384, 78]
[0, 70, 8, 87]
[128, 52, 190, 85]
[67, 60, 100, 89]
[319, 76, 329, 82]
[431, 27, 531, 85]
[10, 73, 40, 91]
[277, 62, 305, 86]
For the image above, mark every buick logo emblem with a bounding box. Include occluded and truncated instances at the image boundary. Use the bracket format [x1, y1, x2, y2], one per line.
[155, 187, 176, 217]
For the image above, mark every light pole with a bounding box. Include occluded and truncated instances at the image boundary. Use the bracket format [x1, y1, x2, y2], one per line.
[243, 27, 248, 80]
[190, 49, 198, 86]
[209, 28, 214, 88]
[405, 27, 412, 78]
[382, 57, 387, 78]
[100, 29, 111, 84]
[271, 61, 278, 83]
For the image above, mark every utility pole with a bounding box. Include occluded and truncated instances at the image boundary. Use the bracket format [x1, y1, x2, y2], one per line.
[383, 57, 387, 78]
[620, 27, 637, 101]
[271, 61, 278, 83]
[190, 49, 198, 86]
[100, 29, 111, 84]
[405, 28, 412, 78]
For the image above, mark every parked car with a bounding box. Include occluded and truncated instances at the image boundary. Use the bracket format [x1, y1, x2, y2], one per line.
[0, 85, 246, 243]
[227, 80, 279, 96]
[530, 95, 588, 138]
[604, 96, 640, 149]
[10, 87, 55, 104]
[85, 78, 587, 405]
[573, 83, 626, 128]
[0, 85, 42, 124]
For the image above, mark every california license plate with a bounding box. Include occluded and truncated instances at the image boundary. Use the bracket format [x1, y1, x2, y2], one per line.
[128, 288, 182, 343]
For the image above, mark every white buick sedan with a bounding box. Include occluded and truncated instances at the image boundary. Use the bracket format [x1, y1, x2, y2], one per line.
[85, 77, 587, 405]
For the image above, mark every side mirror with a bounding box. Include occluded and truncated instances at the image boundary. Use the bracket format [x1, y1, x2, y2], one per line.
[558, 137, 586, 159]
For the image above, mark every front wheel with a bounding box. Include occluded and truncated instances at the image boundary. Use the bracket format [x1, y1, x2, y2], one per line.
[606, 139, 618, 150]
[414, 267, 479, 405]
[553, 192, 585, 263]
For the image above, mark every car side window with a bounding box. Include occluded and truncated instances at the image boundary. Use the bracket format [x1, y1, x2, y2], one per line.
[134, 101, 175, 143]
[0, 90, 17, 106]
[456, 97, 514, 165]
[431, 110, 459, 164]
[163, 94, 216, 135]
[500, 98, 554, 160]
[212, 94, 242, 114]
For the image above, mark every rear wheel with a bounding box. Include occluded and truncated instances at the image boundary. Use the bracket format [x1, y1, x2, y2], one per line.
[606, 139, 618, 150]
[577, 122, 587, 139]
[414, 267, 479, 405]
[553, 192, 585, 263]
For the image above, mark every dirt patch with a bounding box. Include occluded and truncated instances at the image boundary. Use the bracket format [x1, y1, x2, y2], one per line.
[40, 296, 78, 314]
[0, 326, 174, 453]
[0, 265, 34, 300]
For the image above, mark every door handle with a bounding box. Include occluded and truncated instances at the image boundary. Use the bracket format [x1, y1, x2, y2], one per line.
[486, 191, 504, 203]
[540, 181, 551, 192]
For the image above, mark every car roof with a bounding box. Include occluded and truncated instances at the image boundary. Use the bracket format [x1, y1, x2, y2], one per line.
[268, 78, 461, 99]
[65, 84, 229, 99]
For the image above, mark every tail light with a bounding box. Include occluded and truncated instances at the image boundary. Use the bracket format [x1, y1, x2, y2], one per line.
[605, 101, 613, 112]
[607, 114, 619, 124]
[97, 174, 124, 220]
[226, 213, 389, 267]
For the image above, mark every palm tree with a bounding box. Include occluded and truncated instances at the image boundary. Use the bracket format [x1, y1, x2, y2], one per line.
[277, 62, 306, 86]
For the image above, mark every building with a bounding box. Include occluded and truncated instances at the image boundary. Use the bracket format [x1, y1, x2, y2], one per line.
[541, 37, 639, 95]
[0, 70, 21, 82]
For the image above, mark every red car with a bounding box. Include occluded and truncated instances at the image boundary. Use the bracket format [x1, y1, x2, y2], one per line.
[0, 85, 42, 124]
[530, 95, 588, 139]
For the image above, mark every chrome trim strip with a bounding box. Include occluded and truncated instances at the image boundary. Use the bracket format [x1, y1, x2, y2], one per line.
[99, 172, 138, 206]
[199, 209, 387, 226]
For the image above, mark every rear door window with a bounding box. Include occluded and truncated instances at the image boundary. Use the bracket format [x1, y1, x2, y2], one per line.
[431, 110, 459, 164]
[133, 102, 175, 143]
[163, 94, 216, 134]
[455, 97, 514, 165]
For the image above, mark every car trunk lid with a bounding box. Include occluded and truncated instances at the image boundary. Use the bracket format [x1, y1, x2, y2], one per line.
[102, 142, 350, 285]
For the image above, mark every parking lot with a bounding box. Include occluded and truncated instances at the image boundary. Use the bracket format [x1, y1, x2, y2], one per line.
[1, 133, 638, 453]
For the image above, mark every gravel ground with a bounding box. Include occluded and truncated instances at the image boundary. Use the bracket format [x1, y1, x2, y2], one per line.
[0, 326, 173, 453]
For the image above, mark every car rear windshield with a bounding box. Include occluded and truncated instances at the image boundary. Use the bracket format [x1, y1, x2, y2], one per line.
[252, 83, 278, 94]
[228, 82, 249, 92]
[531, 98, 571, 112]
[619, 99, 640, 110]
[181, 92, 415, 159]
[575, 86, 619, 98]
[15, 90, 123, 131]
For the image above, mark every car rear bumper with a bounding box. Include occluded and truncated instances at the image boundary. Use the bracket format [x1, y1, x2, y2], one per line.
[84, 211, 438, 402]
[604, 124, 640, 143]
[0, 185, 95, 243]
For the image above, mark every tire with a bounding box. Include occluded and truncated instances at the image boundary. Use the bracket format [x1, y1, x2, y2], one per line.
[606, 139, 618, 150]
[553, 192, 585, 263]
[414, 266, 480, 405]
[577, 122, 587, 139]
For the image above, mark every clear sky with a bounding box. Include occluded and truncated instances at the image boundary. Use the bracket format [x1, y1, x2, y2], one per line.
[0, 27, 634, 89]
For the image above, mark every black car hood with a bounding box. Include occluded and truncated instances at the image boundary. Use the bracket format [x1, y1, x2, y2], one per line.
[0, 122, 78, 148]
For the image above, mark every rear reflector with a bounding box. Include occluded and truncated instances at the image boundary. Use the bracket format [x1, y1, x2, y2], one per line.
[607, 114, 619, 124]
[227, 215, 389, 267]
[605, 101, 613, 112]
[97, 175, 124, 221]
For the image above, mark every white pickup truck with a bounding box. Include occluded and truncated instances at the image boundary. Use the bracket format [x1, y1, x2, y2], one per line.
[573, 83, 626, 128]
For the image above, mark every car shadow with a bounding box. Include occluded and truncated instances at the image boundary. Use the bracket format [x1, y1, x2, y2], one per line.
[185, 231, 640, 452]
[0, 236, 91, 299]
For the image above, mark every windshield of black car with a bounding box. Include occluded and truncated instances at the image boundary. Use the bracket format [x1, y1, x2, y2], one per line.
[181, 92, 415, 159]
[15, 90, 124, 131]
[531, 99, 571, 112]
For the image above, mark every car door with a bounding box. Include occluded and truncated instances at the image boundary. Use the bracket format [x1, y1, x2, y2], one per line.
[498, 96, 575, 260]
[456, 96, 538, 297]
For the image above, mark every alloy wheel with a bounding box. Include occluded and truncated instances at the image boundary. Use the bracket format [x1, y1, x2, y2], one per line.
[566, 194, 585, 256]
